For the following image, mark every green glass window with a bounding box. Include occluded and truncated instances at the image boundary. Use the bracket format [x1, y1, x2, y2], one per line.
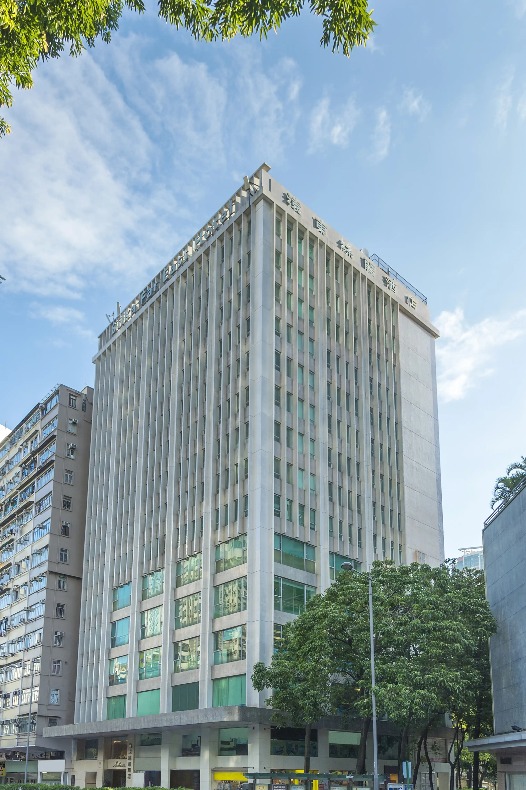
[329, 553, 358, 581]
[112, 582, 131, 611]
[84, 739, 98, 759]
[215, 535, 247, 573]
[328, 731, 360, 758]
[273, 623, 285, 652]
[137, 688, 160, 716]
[139, 647, 161, 679]
[110, 617, 130, 647]
[109, 655, 128, 685]
[140, 606, 162, 639]
[181, 733, 201, 756]
[174, 636, 200, 672]
[175, 592, 201, 629]
[107, 695, 126, 720]
[212, 675, 246, 707]
[218, 727, 249, 755]
[140, 733, 162, 747]
[274, 535, 315, 573]
[214, 577, 247, 618]
[214, 625, 246, 664]
[142, 569, 164, 600]
[274, 576, 316, 615]
[176, 553, 202, 587]
[172, 682, 199, 711]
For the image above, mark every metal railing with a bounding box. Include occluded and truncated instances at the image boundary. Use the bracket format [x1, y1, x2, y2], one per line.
[370, 253, 428, 304]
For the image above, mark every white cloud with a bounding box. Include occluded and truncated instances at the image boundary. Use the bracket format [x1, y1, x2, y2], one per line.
[435, 307, 526, 402]
[0, 38, 302, 301]
[369, 107, 391, 162]
[495, 72, 514, 130]
[399, 88, 430, 121]
[509, 0, 526, 17]
[30, 304, 96, 340]
[308, 96, 360, 153]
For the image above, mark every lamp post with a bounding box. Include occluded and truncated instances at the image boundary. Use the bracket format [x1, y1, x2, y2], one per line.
[341, 563, 379, 790]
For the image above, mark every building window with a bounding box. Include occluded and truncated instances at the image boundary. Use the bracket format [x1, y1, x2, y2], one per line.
[66, 443, 76, 458]
[142, 569, 164, 600]
[137, 688, 161, 716]
[212, 675, 246, 707]
[68, 394, 77, 408]
[49, 689, 60, 705]
[175, 592, 201, 629]
[55, 603, 65, 619]
[67, 418, 77, 434]
[214, 577, 247, 618]
[110, 616, 130, 647]
[140, 606, 162, 639]
[57, 575, 67, 591]
[274, 535, 315, 573]
[218, 727, 249, 756]
[274, 494, 281, 517]
[109, 655, 128, 685]
[176, 553, 202, 587]
[54, 631, 64, 646]
[59, 547, 69, 563]
[48, 717, 59, 727]
[62, 495, 72, 511]
[214, 624, 246, 664]
[112, 582, 131, 611]
[61, 521, 70, 537]
[274, 576, 316, 614]
[215, 535, 247, 573]
[139, 647, 161, 679]
[84, 739, 98, 759]
[51, 660, 62, 675]
[64, 469, 74, 485]
[174, 636, 200, 672]
[107, 695, 126, 720]
[329, 554, 357, 581]
[172, 682, 199, 712]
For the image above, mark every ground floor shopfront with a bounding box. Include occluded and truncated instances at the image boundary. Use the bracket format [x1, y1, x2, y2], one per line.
[47, 708, 451, 790]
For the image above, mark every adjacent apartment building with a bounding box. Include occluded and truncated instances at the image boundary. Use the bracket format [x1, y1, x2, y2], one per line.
[50, 164, 443, 789]
[0, 385, 93, 783]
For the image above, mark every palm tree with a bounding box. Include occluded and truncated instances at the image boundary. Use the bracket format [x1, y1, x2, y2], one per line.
[491, 456, 526, 509]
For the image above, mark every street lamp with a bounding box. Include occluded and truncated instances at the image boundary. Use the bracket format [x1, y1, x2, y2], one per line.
[341, 563, 379, 790]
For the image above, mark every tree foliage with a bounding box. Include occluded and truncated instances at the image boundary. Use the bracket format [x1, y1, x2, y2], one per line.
[252, 562, 496, 790]
[0, 0, 376, 136]
[491, 455, 526, 509]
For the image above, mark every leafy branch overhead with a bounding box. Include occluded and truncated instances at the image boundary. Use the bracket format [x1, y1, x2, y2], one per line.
[491, 455, 526, 509]
[0, 0, 376, 135]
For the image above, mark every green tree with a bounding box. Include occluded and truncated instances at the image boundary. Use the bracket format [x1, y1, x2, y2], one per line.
[0, 0, 376, 136]
[252, 562, 496, 790]
[491, 455, 526, 508]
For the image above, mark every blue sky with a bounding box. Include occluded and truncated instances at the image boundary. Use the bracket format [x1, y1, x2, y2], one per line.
[1, 0, 526, 558]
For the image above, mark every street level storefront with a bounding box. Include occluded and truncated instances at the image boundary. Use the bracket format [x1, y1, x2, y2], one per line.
[46, 707, 451, 790]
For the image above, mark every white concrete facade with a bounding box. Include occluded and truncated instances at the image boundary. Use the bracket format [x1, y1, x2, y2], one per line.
[48, 165, 443, 789]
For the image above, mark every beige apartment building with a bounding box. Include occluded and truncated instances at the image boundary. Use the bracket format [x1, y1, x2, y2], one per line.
[50, 164, 443, 789]
[0, 384, 93, 783]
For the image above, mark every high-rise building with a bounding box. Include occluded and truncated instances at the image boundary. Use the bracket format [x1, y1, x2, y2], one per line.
[53, 165, 443, 789]
[455, 546, 484, 571]
[0, 384, 93, 783]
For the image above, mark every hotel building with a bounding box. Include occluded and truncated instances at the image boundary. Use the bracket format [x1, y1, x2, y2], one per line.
[51, 164, 443, 789]
[0, 384, 93, 782]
